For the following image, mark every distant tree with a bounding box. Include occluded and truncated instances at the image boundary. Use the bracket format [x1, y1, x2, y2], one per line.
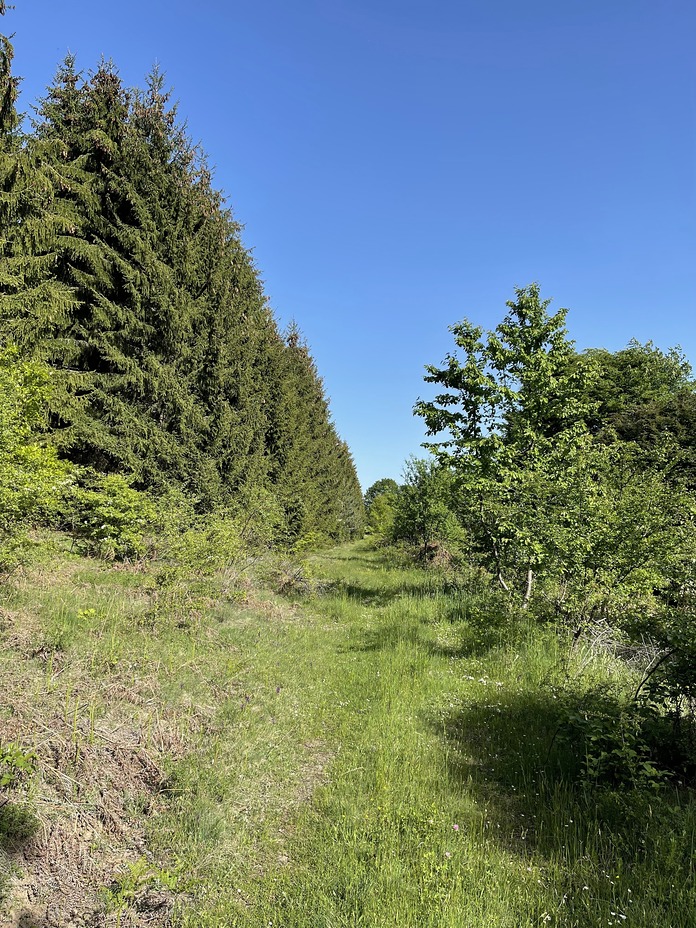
[391, 458, 462, 551]
[364, 478, 399, 537]
[364, 478, 398, 511]
[585, 340, 692, 429]
[265, 323, 363, 541]
[365, 492, 395, 538]
[581, 341, 696, 486]
[610, 390, 696, 487]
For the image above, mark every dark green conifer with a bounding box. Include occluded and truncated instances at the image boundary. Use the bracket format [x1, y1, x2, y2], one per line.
[267, 323, 363, 540]
[33, 62, 213, 493]
[0, 22, 363, 533]
[0, 19, 80, 353]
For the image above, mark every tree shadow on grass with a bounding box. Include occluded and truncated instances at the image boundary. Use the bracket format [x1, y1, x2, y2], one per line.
[344, 619, 426, 652]
[330, 580, 446, 608]
[426, 622, 523, 660]
[429, 688, 696, 925]
[345, 617, 509, 660]
[317, 553, 387, 568]
[343, 594, 522, 660]
[316, 549, 410, 573]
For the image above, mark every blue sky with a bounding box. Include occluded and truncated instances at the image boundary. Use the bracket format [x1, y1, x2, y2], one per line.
[12, 1, 696, 490]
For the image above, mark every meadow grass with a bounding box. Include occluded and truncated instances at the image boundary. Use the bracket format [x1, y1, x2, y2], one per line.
[2, 536, 695, 926]
[221, 543, 696, 928]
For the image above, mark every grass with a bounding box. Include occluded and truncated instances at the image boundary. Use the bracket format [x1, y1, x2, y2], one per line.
[1, 536, 695, 926]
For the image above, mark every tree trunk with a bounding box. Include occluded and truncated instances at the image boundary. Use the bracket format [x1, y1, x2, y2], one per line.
[523, 568, 534, 608]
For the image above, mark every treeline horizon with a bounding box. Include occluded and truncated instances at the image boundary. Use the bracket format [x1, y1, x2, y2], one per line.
[0, 6, 364, 551]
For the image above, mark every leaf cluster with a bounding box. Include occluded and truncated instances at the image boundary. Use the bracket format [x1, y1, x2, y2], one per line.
[413, 284, 696, 718]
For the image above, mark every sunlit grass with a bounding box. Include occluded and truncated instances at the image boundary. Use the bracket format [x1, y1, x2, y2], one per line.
[3, 536, 696, 925]
[220, 542, 696, 928]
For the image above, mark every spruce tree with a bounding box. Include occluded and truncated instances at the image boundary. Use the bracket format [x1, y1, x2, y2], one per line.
[33, 62, 216, 495]
[267, 323, 363, 540]
[0, 25, 364, 530]
[0, 17, 80, 354]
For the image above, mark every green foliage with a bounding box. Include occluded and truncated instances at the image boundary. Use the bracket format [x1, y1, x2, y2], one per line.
[0, 741, 36, 789]
[0, 346, 70, 566]
[414, 285, 696, 715]
[0, 15, 362, 549]
[267, 324, 364, 542]
[363, 477, 398, 538]
[102, 856, 184, 914]
[585, 340, 693, 429]
[160, 486, 284, 575]
[366, 490, 397, 537]
[292, 530, 332, 554]
[364, 477, 398, 511]
[555, 693, 670, 790]
[494, 436, 696, 625]
[69, 471, 157, 561]
[415, 284, 593, 594]
[391, 457, 464, 553]
[0, 23, 81, 355]
[162, 515, 242, 579]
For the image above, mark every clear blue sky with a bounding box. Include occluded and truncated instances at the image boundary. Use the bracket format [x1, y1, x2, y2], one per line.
[12, 1, 696, 490]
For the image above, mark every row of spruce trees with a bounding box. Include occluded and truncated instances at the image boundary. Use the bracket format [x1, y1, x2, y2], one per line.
[0, 7, 363, 543]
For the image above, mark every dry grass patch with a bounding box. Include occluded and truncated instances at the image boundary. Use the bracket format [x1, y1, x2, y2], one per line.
[0, 605, 182, 926]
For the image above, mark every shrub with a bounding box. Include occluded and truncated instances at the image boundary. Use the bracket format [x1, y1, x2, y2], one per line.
[0, 741, 36, 791]
[68, 472, 157, 561]
[0, 346, 71, 569]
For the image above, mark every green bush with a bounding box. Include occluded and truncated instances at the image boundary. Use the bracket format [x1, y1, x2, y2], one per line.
[0, 346, 71, 569]
[555, 692, 671, 790]
[159, 486, 285, 575]
[69, 472, 157, 561]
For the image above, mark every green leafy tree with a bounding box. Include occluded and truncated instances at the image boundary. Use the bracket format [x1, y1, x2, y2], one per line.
[583, 341, 696, 487]
[414, 285, 696, 681]
[364, 478, 398, 511]
[364, 478, 399, 537]
[366, 492, 396, 537]
[391, 457, 462, 552]
[415, 284, 594, 597]
[585, 340, 693, 430]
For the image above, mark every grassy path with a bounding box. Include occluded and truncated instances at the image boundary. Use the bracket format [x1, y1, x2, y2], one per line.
[176, 541, 696, 928]
[3, 538, 695, 926]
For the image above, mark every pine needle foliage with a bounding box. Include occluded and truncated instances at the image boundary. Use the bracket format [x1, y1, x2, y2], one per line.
[0, 28, 81, 353]
[0, 6, 362, 540]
